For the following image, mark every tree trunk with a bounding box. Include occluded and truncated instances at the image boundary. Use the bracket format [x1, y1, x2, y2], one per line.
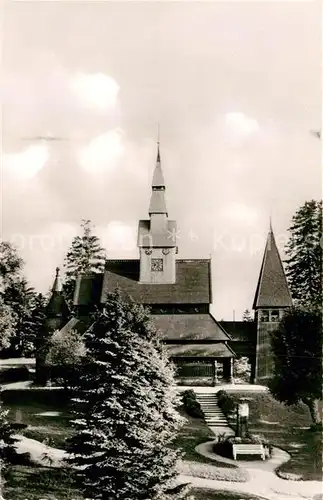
[303, 398, 321, 425]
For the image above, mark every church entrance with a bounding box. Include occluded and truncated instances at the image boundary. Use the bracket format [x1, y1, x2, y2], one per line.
[174, 357, 233, 386]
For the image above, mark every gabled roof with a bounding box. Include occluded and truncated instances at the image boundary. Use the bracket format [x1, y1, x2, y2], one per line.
[138, 220, 177, 247]
[100, 259, 211, 305]
[152, 314, 231, 341]
[166, 343, 236, 358]
[253, 228, 292, 309]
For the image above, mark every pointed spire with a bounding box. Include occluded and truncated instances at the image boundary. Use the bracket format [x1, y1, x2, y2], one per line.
[253, 226, 292, 309]
[51, 267, 62, 292]
[46, 267, 69, 320]
[149, 141, 167, 215]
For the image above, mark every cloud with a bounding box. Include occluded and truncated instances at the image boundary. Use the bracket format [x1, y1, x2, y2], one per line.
[70, 72, 119, 111]
[78, 129, 124, 173]
[225, 112, 259, 139]
[3, 144, 49, 180]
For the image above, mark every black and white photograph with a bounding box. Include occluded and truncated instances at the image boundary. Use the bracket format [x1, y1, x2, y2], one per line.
[0, 1, 322, 499]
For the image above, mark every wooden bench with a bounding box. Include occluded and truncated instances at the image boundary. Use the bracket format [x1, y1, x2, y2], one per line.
[232, 444, 265, 460]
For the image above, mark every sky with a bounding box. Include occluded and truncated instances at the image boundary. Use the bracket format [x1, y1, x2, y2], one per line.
[1, 1, 321, 320]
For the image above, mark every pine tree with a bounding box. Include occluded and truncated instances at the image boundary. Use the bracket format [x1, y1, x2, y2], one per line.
[269, 308, 322, 426]
[66, 291, 190, 500]
[63, 219, 106, 307]
[285, 200, 322, 311]
[242, 309, 253, 322]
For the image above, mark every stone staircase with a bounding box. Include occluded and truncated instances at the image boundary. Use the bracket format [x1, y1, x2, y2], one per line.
[196, 392, 234, 436]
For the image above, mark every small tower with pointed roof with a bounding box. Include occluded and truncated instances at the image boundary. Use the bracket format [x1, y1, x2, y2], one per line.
[45, 267, 70, 332]
[253, 223, 292, 381]
[137, 142, 178, 283]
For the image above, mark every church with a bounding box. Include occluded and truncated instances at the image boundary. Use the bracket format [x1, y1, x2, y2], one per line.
[45, 144, 292, 385]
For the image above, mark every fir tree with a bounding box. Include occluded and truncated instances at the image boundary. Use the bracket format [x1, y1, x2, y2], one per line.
[269, 308, 322, 426]
[285, 200, 322, 311]
[66, 291, 190, 500]
[63, 219, 106, 307]
[242, 309, 253, 322]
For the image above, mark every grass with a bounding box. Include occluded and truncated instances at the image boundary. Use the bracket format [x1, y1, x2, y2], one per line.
[5, 401, 74, 449]
[5, 465, 83, 500]
[226, 391, 322, 480]
[192, 490, 265, 500]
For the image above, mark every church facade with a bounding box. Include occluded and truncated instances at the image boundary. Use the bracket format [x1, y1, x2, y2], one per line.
[46, 145, 292, 385]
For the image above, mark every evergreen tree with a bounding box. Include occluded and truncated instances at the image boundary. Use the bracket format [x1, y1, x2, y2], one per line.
[285, 200, 322, 311]
[242, 309, 253, 322]
[63, 219, 106, 307]
[33, 294, 51, 386]
[0, 300, 16, 351]
[269, 308, 322, 426]
[66, 291, 190, 500]
[2, 278, 37, 356]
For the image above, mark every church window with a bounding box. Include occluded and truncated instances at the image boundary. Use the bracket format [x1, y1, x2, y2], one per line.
[270, 310, 279, 322]
[260, 310, 269, 322]
[151, 258, 163, 271]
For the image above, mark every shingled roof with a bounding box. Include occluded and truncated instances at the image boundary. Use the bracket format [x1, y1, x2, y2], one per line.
[73, 273, 104, 307]
[46, 268, 69, 319]
[166, 343, 235, 358]
[219, 321, 256, 342]
[152, 314, 231, 341]
[253, 228, 292, 309]
[94, 259, 211, 305]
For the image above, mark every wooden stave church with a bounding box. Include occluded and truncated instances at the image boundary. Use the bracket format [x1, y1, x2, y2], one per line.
[45, 145, 292, 385]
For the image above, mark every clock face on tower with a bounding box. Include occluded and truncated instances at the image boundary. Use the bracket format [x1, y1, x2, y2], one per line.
[151, 258, 163, 271]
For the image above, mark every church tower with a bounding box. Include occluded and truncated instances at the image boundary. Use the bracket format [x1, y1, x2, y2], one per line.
[137, 143, 178, 283]
[45, 267, 70, 332]
[253, 224, 292, 382]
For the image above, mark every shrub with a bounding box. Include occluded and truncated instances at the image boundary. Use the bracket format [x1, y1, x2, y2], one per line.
[181, 390, 204, 418]
[213, 433, 273, 460]
[217, 390, 236, 416]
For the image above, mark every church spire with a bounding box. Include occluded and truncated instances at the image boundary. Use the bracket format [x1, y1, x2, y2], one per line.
[253, 225, 292, 309]
[51, 267, 62, 292]
[46, 267, 69, 324]
[149, 141, 167, 215]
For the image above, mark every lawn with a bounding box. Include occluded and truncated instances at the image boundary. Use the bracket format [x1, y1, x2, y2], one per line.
[226, 391, 322, 480]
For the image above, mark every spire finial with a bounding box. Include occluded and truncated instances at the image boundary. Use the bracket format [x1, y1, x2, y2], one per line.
[157, 124, 160, 162]
[269, 216, 273, 233]
[55, 266, 60, 277]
